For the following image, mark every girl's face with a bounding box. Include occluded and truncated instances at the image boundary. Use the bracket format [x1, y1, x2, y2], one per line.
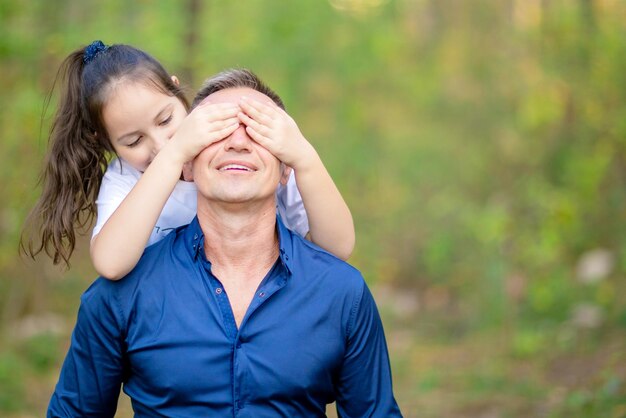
[102, 80, 187, 172]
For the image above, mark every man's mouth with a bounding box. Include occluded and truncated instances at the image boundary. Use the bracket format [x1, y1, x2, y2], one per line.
[218, 163, 255, 172]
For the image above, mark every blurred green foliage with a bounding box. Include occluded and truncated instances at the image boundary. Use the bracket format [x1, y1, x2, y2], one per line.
[1, 0, 625, 416]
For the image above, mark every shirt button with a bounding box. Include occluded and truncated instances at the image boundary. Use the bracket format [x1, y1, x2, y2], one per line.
[215, 287, 222, 294]
[193, 234, 198, 240]
[258, 291, 266, 297]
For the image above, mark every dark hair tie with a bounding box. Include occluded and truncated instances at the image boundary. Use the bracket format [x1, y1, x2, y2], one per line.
[83, 40, 109, 64]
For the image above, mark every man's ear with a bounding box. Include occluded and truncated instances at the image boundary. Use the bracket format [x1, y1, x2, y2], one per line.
[171, 75, 180, 87]
[182, 161, 194, 181]
[279, 164, 292, 186]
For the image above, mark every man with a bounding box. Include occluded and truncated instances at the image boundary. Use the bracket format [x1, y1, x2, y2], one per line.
[48, 69, 402, 417]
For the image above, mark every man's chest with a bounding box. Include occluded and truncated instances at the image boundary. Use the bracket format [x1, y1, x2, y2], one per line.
[123, 286, 346, 407]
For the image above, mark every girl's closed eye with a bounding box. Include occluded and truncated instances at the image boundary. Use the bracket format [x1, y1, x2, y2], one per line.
[128, 136, 143, 148]
[159, 115, 173, 126]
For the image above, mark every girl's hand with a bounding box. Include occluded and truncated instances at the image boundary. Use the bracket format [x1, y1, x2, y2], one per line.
[237, 97, 316, 170]
[167, 101, 240, 165]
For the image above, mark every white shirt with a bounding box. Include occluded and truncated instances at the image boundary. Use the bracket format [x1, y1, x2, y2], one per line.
[93, 159, 309, 246]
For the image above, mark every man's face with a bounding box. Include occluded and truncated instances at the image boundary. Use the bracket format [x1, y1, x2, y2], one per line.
[190, 87, 286, 206]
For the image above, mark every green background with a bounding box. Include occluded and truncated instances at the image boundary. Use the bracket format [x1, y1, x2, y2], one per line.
[1, 0, 625, 417]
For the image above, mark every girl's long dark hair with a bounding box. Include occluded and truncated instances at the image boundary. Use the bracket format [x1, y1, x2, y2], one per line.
[21, 42, 188, 267]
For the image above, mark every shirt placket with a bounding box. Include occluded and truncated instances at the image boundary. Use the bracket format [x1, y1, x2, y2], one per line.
[201, 257, 287, 416]
[233, 266, 287, 415]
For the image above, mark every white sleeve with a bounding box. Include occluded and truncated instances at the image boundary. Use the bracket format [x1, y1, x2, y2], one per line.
[91, 159, 140, 240]
[92, 158, 198, 247]
[276, 170, 309, 238]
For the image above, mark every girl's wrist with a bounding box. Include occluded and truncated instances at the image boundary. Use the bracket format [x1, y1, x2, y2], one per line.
[152, 141, 186, 173]
[160, 140, 187, 168]
[290, 142, 321, 174]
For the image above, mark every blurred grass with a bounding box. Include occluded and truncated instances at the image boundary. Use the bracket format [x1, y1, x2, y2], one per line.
[1, 0, 626, 416]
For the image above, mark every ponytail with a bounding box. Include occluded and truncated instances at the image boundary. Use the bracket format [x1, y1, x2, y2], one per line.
[21, 47, 109, 267]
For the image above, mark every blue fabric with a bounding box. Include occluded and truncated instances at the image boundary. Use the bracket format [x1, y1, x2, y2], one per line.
[83, 40, 108, 63]
[47, 217, 402, 417]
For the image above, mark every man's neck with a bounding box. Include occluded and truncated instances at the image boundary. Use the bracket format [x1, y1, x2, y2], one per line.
[197, 199, 279, 282]
[197, 199, 280, 327]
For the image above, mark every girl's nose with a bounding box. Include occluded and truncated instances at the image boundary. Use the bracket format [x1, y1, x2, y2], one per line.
[152, 133, 169, 155]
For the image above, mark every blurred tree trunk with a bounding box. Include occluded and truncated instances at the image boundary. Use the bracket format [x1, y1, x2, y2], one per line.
[580, 0, 596, 32]
[503, 0, 514, 25]
[180, 0, 202, 88]
[37, 1, 66, 90]
[411, 0, 445, 44]
[3, 0, 68, 325]
[540, 0, 551, 32]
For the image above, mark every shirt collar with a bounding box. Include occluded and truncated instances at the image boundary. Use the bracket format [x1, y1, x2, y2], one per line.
[275, 215, 293, 275]
[185, 216, 204, 260]
[185, 215, 294, 275]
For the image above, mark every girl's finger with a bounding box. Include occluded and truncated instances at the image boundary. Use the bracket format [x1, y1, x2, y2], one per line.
[210, 117, 239, 131]
[245, 125, 272, 149]
[204, 104, 240, 121]
[209, 122, 239, 142]
[238, 112, 271, 137]
[240, 97, 276, 122]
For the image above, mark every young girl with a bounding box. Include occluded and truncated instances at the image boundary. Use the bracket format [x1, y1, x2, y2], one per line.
[23, 40, 355, 280]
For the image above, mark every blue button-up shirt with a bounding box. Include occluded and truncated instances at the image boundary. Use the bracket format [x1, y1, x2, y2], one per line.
[48, 217, 402, 417]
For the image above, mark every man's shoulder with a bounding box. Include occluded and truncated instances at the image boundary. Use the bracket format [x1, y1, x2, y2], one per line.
[289, 232, 365, 289]
[131, 224, 192, 276]
[87, 225, 191, 295]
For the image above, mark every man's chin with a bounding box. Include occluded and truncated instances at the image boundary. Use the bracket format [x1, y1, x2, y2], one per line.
[197, 182, 277, 206]
[207, 192, 265, 205]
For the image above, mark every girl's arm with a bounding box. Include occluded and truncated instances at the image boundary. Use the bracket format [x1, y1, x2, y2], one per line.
[290, 145, 355, 260]
[91, 103, 240, 280]
[238, 97, 355, 260]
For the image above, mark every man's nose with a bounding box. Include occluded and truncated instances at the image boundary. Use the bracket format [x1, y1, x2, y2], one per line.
[224, 124, 252, 152]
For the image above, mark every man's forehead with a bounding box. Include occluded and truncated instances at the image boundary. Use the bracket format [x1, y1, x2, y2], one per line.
[201, 87, 274, 106]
